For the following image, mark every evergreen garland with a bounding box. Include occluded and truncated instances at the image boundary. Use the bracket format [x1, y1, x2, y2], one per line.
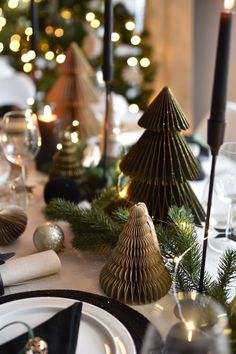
[44, 193, 236, 348]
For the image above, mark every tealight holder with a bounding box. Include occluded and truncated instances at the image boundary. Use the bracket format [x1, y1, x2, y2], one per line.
[141, 292, 231, 354]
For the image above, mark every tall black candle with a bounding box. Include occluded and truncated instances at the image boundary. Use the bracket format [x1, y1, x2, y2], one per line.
[199, 0, 235, 293]
[102, 0, 113, 83]
[208, 1, 234, 154]
[30, 0, 39, 54]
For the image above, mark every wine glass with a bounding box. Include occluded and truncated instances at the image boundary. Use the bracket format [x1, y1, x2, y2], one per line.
[0, 110, 41, 208]
[209, 142, 236, 253]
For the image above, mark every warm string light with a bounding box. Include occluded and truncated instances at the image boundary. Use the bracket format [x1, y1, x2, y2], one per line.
[90, 19, 100, 29]
[61, 9, 72, 20]
[111, 32, 120, 42]
[125, 21, 135, 31]
[0, 10, 6, 31]
[130, 34, 141, 45]
[8, 0, 19, 9]
[128, 104, 139, 113]
[171, 226, 213, 341]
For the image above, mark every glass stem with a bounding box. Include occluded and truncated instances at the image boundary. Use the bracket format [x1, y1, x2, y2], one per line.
[21, 164, 26, 185]
[21, 164, 27, 210]
[226, 203, 233, 240]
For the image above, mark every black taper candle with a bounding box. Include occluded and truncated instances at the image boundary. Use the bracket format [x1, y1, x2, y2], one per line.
[199, 3, 234, 293]
[30, 0, 39, 54]
[208, 9, 233, 155]
[102, 0, 114, 181]
[102, 0, 113, 83]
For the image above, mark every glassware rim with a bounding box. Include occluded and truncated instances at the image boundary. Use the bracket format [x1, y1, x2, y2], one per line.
[220, 141, 236, 155]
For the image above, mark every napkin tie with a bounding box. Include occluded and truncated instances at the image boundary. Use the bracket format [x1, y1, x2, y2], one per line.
[0, 302, 82, 354]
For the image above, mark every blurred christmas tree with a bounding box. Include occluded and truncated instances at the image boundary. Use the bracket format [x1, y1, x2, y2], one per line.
[0, 0, 155, 111]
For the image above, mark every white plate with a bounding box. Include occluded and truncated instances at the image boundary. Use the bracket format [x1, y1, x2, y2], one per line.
[0, 296, 136, 354]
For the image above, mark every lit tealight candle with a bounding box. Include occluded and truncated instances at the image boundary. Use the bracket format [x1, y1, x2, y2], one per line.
[39, 105, 57, 123]
[36, 105, 61, 171]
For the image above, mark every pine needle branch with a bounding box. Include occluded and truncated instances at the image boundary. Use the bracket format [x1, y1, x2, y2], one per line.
[43, 198, 84, 223]
[207, 249, 236, 305]
[156, 205, 212, 292]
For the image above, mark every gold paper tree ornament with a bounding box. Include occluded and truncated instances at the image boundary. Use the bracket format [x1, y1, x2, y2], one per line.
[46, 42, 100, 141]
[119, 87, 205, 224]
[99, 202, 172, 304]
[50, 132, 81, 182]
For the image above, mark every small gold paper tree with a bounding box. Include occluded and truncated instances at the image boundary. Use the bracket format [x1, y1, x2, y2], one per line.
[100, 203, 172, 304]
[46, 42, 100, 141]
[119, 87, 205, 224]
[50, 132, 81, 182]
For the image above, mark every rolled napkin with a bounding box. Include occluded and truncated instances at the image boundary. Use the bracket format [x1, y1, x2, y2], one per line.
[0, 302, 82, 354]
[0, 250, 61, 287]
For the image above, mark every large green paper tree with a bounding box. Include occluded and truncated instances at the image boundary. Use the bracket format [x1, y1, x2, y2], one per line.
[119, 87, 206, 225]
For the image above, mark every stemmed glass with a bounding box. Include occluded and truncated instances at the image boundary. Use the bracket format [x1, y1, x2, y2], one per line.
[209, 142, 236, 253]
[0, 110, 41, 208]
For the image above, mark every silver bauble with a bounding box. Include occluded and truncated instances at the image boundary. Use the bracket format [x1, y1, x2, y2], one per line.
[33, 222, 64, 252]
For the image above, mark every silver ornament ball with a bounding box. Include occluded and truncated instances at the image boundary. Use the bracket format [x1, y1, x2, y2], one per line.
[33, 222, 64, 252]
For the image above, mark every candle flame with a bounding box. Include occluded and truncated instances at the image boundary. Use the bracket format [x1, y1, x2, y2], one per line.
[185, 321, 195, 342]
[44, 105, 52, 121]
[224, 0, 235, 10]
[39, 105, 57, 122]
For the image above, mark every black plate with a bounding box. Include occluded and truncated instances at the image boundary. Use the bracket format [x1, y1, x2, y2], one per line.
[0, 289, 162, 353]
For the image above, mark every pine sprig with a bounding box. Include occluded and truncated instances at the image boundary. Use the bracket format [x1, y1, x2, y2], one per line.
[207, 249, 236, 305]
[71, 206, 123, 250]
[156, 206, 212, 292]
[216, 249, 236, 289]
[43, 198, 83, 223]
[44, 190, 126, 251]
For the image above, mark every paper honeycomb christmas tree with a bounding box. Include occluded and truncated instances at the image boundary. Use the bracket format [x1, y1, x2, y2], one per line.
[100, 203, 172, 304]
[119, 87, 205, 224]
[50, 132, 81, 182]
[46, 42, 100, 141]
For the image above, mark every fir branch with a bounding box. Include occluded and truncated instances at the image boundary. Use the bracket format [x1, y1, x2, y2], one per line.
[71, 206, 123, 250]
[92, 187, 118, 210]
[44, 197, 125, 251]
[207, 249, 236, 305]
[43, 198, 83, 223]
[112, 207, 129, 223]
[216, 249, 236, 288]
[156, 206, 212, 292]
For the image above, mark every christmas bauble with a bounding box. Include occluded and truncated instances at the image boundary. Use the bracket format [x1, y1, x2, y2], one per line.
[33, 222, 64, 252]
[44, 176, 81, 204]
[82, 31, 103, 60]
[25, 336, 48, 354]
[122, 66, 143, 86]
